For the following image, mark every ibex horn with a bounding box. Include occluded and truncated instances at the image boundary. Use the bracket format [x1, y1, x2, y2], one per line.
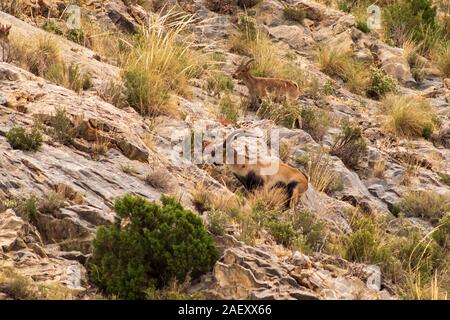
[245, 58, 255, 67]
[224, 129, 260, 147]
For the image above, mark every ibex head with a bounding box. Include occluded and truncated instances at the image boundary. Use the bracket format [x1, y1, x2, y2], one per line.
[209, 129, 259, 165]
[232, 58, 254, 80]
[0, 23, 11, 40]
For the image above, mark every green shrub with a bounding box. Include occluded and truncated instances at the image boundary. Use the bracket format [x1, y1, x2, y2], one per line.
[431, 43, 450, 77]
[366, 67, 398, 99]
[66, 29, 86, 45]
[343, 211, 396, 271]
[16, 195, 39, 220]
[395, 229, 446, 281]
[383, 0, 440, 53]
[356, 20, 370, 33]
[292, 209, 325, 253]
[207, 210, 229, 236]
[438, 173, 450, 187]
[6, 127, 43, 151]
[330, 123, 368, 169]
[42, 20, 63, 35]
[48, 107, 76, 144]
[67, 64, 93, 92]
[206, 72, 234, 95]
[315, 46, 370, 95]
[268, 220, 296, 247]
[89, 194, 219, 299]
[39, 191, 65, 214]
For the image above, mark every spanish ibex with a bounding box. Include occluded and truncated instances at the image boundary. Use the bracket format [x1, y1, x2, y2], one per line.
[233, 58, 300, 107]
[0, 23, 11, 62]
[209, 129, 309, 209]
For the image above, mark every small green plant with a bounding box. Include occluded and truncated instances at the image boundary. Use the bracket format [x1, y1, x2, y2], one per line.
[219, 94, 239, 125]
[283, 6, 306, 23]
[42, 20, 63, 35]
[300, 106, 330, 142]
[66, 28, 86, 45]
[206, 72, 234, 96]
[366, 67, 398, 99]
[356, 20, 370, 33]
[67, 64, 93, 92]
[330, 123, 368, 169]
[323, 80, 334, 96]
[268, 220, 297, 247]
[89, 194, 219, 299]
[438, 173, 450, 187]
[48, 107, 76, 144]
[237, 14, 258, 41]
[16, 195, 39, 220]
[207, 210, 229, 236]
[431, 43, 450, 77]
[292, 209, 325, 253]
[121, 164, 139, 175]
[337, 0, 351, 12]
[316, 46, 370, 95]
[6, 127, 43, 151]
[383, 0, 441, 54]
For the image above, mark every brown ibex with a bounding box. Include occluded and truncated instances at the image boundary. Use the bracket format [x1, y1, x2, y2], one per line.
[0, 23, 11, 62]
[233, 58, 300, 107]
[209, 129, 309, 209]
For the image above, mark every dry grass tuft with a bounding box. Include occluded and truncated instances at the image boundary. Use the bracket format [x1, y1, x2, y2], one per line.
[122, 9, 205, 116]
[145, 169, 173, 192]
[316, 45, 370, 95]
[381, 95, 437, 139]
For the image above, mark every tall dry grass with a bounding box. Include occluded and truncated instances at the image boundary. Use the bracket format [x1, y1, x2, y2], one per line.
[381, 95, 437, 138]
[122, 9, 205, 116]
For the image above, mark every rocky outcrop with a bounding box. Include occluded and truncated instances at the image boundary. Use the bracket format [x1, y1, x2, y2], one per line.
[194, 235, 392, 300]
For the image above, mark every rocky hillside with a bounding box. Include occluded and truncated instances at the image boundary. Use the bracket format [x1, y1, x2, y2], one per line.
[0, 0, 449, 300]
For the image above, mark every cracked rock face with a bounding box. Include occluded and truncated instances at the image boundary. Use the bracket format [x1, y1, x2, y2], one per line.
[193, 236, 392, 300]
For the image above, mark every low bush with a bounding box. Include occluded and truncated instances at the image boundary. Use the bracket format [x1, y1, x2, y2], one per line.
[48, 107, 76, 144]
[356, 20, 370, 33]
[330, 123, 368, 169]
[366, 67, 398, 99]
[219, 94, 240, 125]
[6, 127, 43, 151]
[89, 194, 219, 299]
[300, 106, 330, 142]
[383, 0, 441, 53]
